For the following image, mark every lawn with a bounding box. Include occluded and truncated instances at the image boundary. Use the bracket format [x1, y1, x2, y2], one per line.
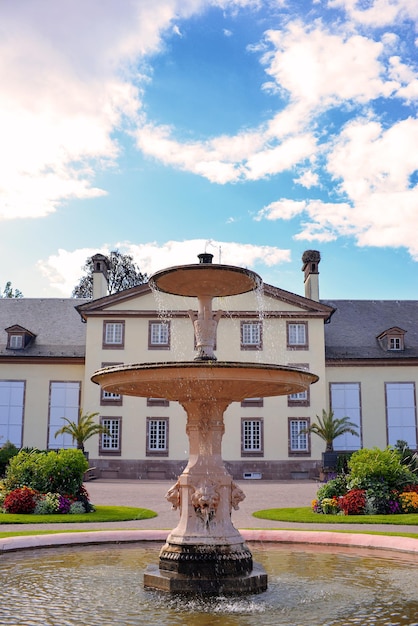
[0, 505, 156, 526]
[253, 506, 418, 527]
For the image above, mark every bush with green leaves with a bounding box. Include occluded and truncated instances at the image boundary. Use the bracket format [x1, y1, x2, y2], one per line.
[347, 446, 416, 490]
[0, 441, 19, 477]
[4, 448, 88, 498]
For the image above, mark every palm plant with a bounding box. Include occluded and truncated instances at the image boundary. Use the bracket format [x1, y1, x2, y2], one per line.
[301, 409, 359, 452]
[54, 410, 109, 453]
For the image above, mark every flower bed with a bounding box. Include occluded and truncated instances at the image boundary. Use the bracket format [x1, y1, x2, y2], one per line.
[313, 446, 418, 516]
[1, 485, 94, 515]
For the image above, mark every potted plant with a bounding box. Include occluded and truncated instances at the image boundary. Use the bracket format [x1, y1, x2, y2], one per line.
[54, 410, 110, 458]
[301, 409, 359, 475]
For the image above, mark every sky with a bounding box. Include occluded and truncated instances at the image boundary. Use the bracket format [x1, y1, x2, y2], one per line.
[1, 0, 417, 301]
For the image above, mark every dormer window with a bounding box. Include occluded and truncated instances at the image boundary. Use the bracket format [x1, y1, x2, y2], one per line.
[377, 327, 406, 352]
[5, 325, 36, 351]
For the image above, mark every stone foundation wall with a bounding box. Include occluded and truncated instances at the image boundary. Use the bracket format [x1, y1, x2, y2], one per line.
[89, 458, 321, 480]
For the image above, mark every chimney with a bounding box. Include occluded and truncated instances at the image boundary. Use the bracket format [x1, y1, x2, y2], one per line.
[302, 250, 320, 301]
[92, 253, 110, 299]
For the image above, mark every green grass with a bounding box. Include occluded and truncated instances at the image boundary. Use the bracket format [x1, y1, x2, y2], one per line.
[0, 505, 157, 525]
[253, 507, 418, 526]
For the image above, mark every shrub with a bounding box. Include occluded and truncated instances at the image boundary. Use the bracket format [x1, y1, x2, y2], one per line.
[4, 448, 88, 497]
[316, 474, 348, 501]
[348, 447, 416, 490]
[3, 487, 38, 514]
[339, 489, 366, 515]
[0, 441, 19, 477]
[69, 501, 87, 514]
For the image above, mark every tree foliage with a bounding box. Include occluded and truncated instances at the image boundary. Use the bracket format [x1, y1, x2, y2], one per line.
[1, 281, 23, 298]
[54, 410, 110, 453]
[72, 250, 147, 298]
[301, 409, 359, 452]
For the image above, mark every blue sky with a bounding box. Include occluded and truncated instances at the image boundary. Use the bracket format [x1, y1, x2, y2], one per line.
[1, 0, 417, 300]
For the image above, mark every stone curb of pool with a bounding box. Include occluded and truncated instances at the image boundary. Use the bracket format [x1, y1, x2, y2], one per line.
[0, 529, 417, 555]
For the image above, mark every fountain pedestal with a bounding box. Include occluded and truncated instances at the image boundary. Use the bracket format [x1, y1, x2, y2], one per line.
[144, 397, 267, 594]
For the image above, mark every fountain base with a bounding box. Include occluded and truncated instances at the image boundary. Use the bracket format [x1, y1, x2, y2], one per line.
[144, 561, 267, 595]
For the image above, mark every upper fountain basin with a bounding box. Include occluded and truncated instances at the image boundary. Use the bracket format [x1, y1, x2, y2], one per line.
[91, 361, 318, 403]
[149, 263, 262, 298]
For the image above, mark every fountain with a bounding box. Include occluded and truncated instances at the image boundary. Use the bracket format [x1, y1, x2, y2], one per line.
[91, 254, 319, 594]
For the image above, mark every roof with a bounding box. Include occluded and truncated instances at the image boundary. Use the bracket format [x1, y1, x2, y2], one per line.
[0, 298, 89, 359]
[322, 300, 418, 361]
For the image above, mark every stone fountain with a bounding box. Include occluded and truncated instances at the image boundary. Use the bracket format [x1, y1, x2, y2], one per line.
[91, 254, 318, 595]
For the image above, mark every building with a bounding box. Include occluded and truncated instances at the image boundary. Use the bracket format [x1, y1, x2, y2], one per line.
[0, 252, 416, 480]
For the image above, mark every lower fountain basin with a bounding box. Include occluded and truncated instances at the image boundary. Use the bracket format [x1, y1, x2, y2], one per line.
[1, 542, 417, 626]
[92, 361, 318, 401]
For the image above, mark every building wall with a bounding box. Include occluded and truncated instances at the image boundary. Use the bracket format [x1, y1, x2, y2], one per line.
[0, 361, 84, 449]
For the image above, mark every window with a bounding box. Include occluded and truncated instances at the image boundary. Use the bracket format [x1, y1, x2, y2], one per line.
[241, 398, 263, 408]
[330, 382, 362, 451]
[241, 419, 263, 456]
[100, 417, 121, 454]
[289, 419, 309, 454]
[147, 418, 169, 456]
[389, 337, 402, 351]
[288, 364, 310, 406]
[147, 398, 169, 407]
[288, 390, 309, 406]
[100, 363, 122, 406]
[9, 335, 23, 349]
[385, 382, 417, 449]
[103, 321, 125, 348]
[287, 322, 308, 349]
[241, 321, 262, 350]
[0, 380, 25, 447]
[48, 381, 81, 449]
[148, 321, 170, 349]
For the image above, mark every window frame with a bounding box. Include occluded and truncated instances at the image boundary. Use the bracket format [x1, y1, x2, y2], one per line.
[148, 321, 171, 350]
[99, 416, 122, 455]
[48, 381, 81, 450]
[0, 380, 25, 447]
[146, 417, 169, 456]
[287, 363, 310, 406]
[102, 320, 125, 349]
[241, 418, 264, 457]
[286, 321, 309, 350]
[330, 382, 362, 451]
[288, 418, 311, 455]
[100, 362, 123, 406]
[240, 321, 262, 350]
[385, 382, 417, 449]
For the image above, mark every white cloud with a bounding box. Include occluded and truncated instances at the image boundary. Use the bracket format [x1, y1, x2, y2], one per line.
[328, 0, 418, 27]
[0, 0, 208, 220]
[261, 21, 398, 107]
[37, 239, 292, 296]
[293, 170, 319, 188]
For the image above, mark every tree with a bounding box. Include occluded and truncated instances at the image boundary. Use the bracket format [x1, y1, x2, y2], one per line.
[54, 410, 110, 453]
[1, 281, 23, 298]
[301, 409, 359, 452]
[72, 250, 147, 298]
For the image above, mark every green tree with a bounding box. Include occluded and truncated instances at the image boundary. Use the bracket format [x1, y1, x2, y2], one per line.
[72, 250, 147, 298]
[54, 410, 110, 453]
[1, 281, 23, 298]
[301, 409, 359, 452]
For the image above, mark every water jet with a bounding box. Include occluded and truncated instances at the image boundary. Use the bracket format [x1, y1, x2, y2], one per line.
[92, 255, 318, 594]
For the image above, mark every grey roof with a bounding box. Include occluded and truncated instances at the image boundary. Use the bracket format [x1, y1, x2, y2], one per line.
[322, 300, 418, 360]
[0, 299, 89, 358]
